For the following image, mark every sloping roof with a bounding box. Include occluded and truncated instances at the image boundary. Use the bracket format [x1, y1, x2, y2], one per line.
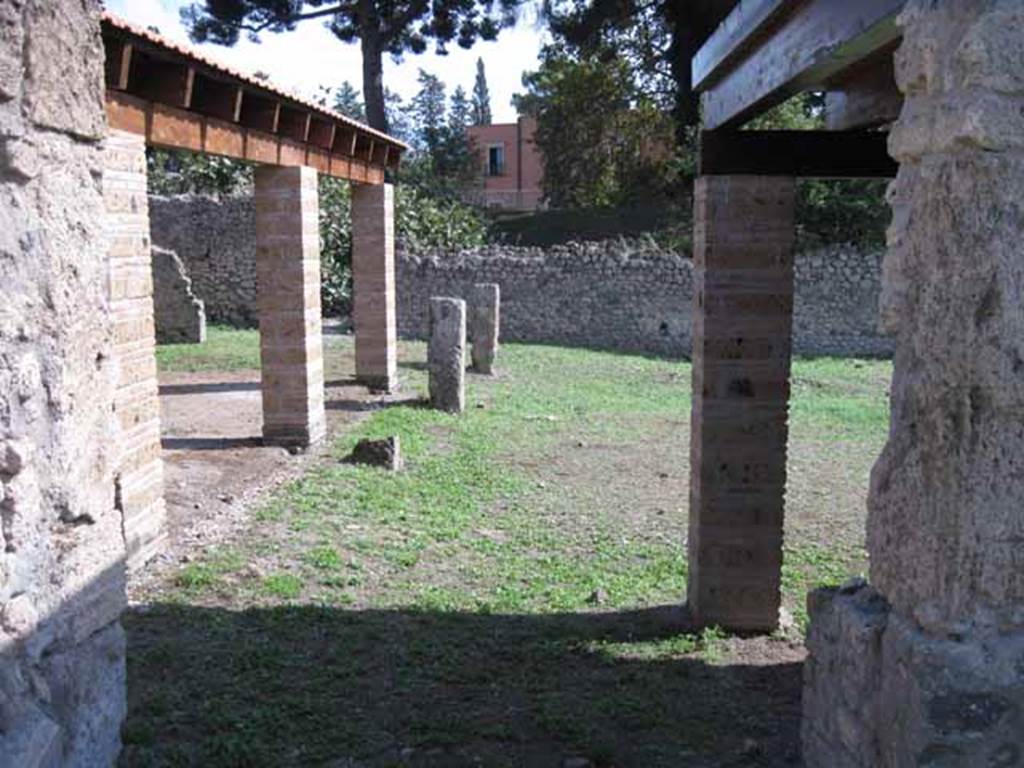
[101, 11, 408, 151]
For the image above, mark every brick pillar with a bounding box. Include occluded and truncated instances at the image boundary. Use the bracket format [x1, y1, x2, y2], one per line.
[351, 183, 397, 392]
[687, 175, 796, 632]
[104, 129, 167, 569]
[254, 165, 326, 446]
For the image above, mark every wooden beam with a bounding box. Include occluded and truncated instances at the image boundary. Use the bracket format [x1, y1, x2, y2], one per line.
[698, 0, 904, 130]
[692, 0, 793, 90]
[239, 92, 280, 133]
[307, 119, 335, 150]
[191, 75, 243, 123]
[278, 108, 312, 142]
[131, 53, 195, 109]
[825, 52, 903, 131]
[104, 38, 133, 90]
[698, 129, 898, 178]
[104, 90, 394, 183]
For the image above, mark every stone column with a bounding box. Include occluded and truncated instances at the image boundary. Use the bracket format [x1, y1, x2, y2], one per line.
[2, 6, 127, 765]
[254, 165, 326, 447]
[429, 297, 467, 413]
[469, 283, 500, 374]
[803, 3, 1024, 765]
[686, 175, 796, 632]
[105, 129, 167, 569]
[352, 183, 398, 392]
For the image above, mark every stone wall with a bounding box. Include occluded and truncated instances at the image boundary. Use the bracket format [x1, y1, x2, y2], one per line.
[150, 194, 258, 326]
[1, 2, 127, 765]
[152, 246, 206, 344]
[397, 243, 892, 358]
[803, 2, 1024, 765]
[149, 194, 892, 357]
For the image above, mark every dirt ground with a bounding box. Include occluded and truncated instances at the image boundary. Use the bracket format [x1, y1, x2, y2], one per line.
[135, 351, 418, 600]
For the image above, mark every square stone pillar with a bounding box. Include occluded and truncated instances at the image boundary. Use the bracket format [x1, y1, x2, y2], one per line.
[254, 165, 326, 447]
[105, 129, 167, 569]
[351, 183, 398, 392]
[686, 174, 796, 632]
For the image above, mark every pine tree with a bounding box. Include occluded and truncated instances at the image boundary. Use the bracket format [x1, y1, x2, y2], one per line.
[182, 1, 520, 133]
[332, 81, 366, 122]
[449, 86, 473, 131]
[410, 70, 448, 159]
[471, 58, 492, 125]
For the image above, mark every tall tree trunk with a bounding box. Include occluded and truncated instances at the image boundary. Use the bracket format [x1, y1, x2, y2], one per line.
[663, 1, 729, 143]
[360, 23, 387, 132]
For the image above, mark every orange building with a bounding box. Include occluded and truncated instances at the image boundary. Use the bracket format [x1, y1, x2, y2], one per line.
[465, 116, 544, 211]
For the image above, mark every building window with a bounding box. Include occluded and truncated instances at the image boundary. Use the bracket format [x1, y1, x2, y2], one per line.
[488, 145, 505, 176]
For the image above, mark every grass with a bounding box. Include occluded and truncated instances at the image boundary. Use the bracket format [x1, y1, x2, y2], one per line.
[127, 328, 891, 767]
[156, 325, 260, 372]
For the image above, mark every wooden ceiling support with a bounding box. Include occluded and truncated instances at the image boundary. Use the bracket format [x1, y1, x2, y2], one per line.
[698, 129, 898, 178]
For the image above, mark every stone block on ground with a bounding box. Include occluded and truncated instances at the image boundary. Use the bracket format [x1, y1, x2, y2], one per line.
[346, 436, 403, 471]
[469, 282, 500, 374]
[428, 297, 466, 413]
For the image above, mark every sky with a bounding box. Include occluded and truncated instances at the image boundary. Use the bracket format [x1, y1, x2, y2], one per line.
[104, 0, 547, 123]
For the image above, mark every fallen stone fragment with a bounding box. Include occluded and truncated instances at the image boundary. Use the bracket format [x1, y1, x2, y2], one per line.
[346, 436, 403, 471]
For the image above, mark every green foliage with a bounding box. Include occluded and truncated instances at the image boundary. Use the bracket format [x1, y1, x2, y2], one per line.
[406, 70, 478, 192]
[472, 57, 492, 125]
[516, 47, 677, 209]
[750, 94, 890, 247]
[318, 176, 490, 316]
[147, 149, 253, 196]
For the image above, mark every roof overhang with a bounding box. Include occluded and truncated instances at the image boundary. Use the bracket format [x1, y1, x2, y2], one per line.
[102, 12, 408, 184]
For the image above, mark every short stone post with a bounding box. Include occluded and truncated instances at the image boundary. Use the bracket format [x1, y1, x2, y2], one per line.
[352, 183, 398, 392]
[254, 165, 326, 447]
[469, 283, 500, 374]
[687, 174, 796, 633]
[428, 297, 466, 413]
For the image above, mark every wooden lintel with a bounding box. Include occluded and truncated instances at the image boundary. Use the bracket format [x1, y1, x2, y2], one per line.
[104, 90, 393, 182]
[692, 0, 791, 91]
[104, 38, 133, 90]
[698, 129, 898, 179]
[697, 0, 904, 130]
[825, 53, 903, 131]
[239, 93, 280, 133]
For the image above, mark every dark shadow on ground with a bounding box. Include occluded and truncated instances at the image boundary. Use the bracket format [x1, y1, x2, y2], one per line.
[121, 603, 803, 768]
[161, 436, 264, 451]
[159, 381, 262, 396]
[399, 360, 430, 372]
[326, 394, 427, 413]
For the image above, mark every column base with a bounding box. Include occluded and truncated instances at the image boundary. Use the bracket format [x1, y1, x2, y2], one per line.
[262, 423, 326, 449]
[357, 374, 398, 394]
[803, 584, 1024, 767]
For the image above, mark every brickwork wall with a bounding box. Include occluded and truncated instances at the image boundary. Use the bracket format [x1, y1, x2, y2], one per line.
[352, 183, 398, 391]
[687, 175, 796, 632]
[255, 166, 326, 446]
[1, 3, 127, 764]
[105, 130, 167, 570]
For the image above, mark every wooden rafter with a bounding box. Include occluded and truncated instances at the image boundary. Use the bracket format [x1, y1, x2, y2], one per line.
[100, 12, 405, 183]
[694, 0, 905, 130]
[698, 129, 898, 178]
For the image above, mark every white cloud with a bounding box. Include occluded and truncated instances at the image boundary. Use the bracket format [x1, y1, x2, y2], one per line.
[105, 0, 545, 123]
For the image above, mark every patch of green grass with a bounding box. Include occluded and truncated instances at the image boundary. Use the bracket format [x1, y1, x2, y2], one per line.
[156, 325, 260, 373]
[128, 339, 891, 767]
[261, 573, 304, 599]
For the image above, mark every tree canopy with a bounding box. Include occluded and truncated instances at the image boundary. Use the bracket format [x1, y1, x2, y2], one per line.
[181, 0, 520, 132]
